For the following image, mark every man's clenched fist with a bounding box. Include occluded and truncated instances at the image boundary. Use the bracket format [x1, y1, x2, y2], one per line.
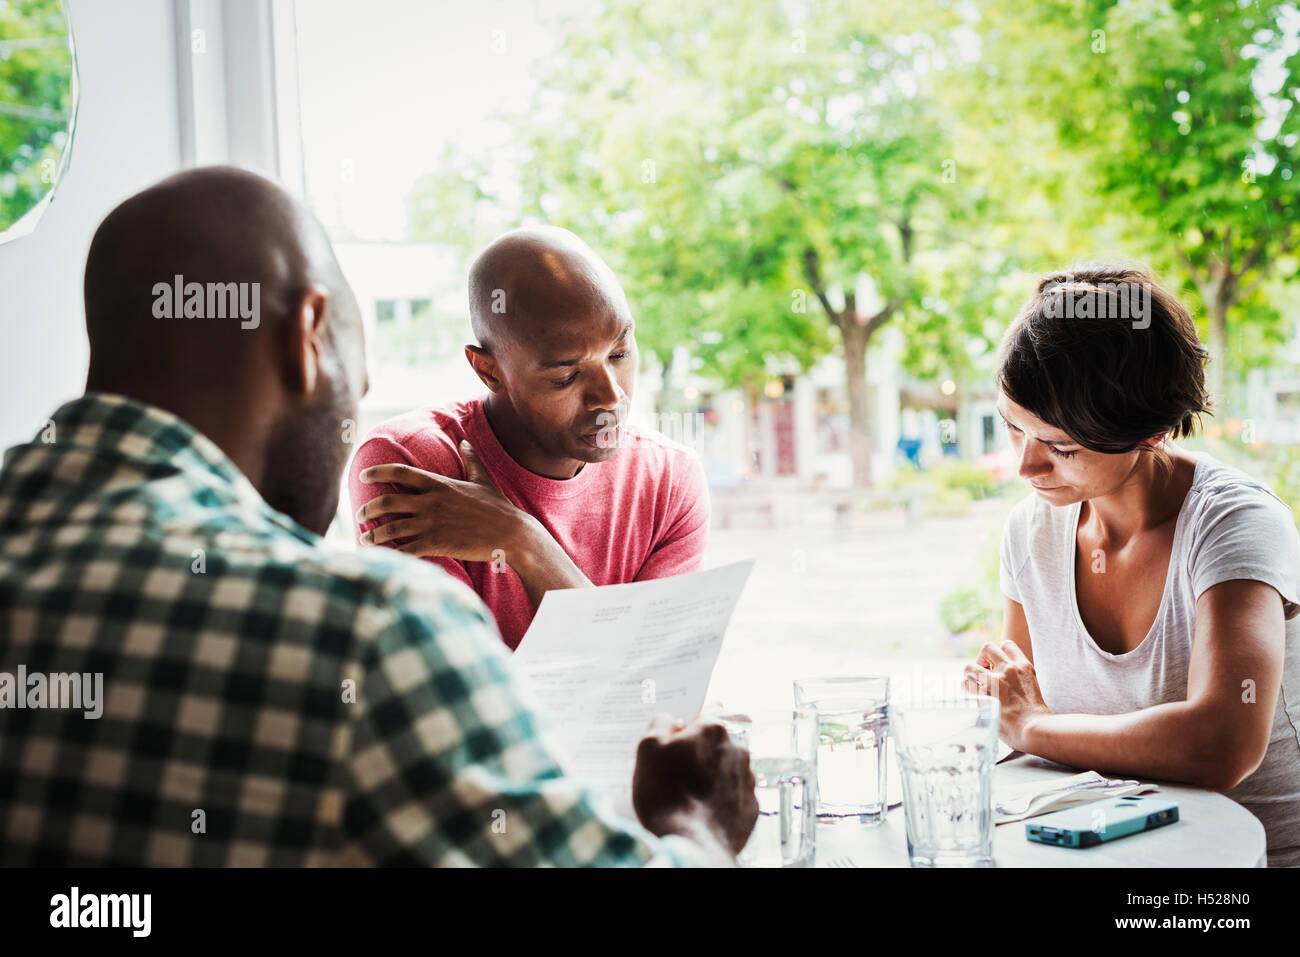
[632, 714, 759, 858]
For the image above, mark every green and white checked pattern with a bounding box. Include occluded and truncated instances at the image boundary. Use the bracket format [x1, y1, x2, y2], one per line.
[0, 393, 702, 866]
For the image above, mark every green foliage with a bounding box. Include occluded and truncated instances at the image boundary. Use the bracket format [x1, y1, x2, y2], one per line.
[938, 585, 998, 635]
[932, 461, 1004, 501]
[409, 0, 985, 389]
[405, 0, 1300, 412]
[928, 486, 975, 516]
[0, 0, 74, 233]
[406, 146, 508, 258]
[1272, 452, 1300, 516]
[1257, 443, 1300, 532]
[966, 0, 1300, 390]
[939, 519, 1007, 649]
[883, 460, 1005, 500]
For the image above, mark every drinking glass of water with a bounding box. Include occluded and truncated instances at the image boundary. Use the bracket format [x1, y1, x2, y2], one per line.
[892, 695, 999, 868]
[793, 676, 890, 823]
[720, 710, 817, 868]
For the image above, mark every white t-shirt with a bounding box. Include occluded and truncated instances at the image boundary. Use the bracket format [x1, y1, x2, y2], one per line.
[1000, 450, 1300, 867]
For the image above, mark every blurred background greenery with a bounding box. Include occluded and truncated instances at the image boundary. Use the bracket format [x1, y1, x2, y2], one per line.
[294, 0, 1299, 655]
[0, 0, 74, 235]
[409, 0, 1298, 475]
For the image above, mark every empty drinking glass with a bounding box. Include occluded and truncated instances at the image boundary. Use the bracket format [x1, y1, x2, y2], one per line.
[892, 695, 999, 868]
[793, 676, 890, 823]
[720, 710, 817, 868]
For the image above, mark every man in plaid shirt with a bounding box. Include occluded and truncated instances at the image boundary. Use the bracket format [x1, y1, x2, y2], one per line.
[0, 168, 756, 866]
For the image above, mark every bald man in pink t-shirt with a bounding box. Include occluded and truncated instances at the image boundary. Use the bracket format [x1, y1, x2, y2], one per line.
[348, 227, 709, 650]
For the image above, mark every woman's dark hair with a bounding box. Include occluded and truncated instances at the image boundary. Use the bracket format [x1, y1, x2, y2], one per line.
[997, 264, 1212, 477]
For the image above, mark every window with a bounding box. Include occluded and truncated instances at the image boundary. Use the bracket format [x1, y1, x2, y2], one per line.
[0, 0, 77, 244]
[374, 299, 396, 325]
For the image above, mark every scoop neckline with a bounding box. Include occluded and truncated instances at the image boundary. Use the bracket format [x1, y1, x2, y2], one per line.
[1064, 456, 1203, 661]
[466, 397, 599, 501]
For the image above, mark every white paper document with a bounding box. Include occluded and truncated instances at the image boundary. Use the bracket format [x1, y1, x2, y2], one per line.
[513, 560, 755, 816]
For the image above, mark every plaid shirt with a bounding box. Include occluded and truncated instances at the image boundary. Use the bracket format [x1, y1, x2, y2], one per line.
[0, 393, 703, 866]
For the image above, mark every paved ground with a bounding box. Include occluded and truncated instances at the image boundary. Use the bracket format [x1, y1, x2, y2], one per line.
[701, 492, 1019, 710]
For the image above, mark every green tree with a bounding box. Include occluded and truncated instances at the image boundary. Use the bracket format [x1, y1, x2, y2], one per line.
[0, 0, 74, 234]
[518, 0, 999, 485]
[409, 0, 1004, 485]
[972, 0, 1300, 404]
[406, 145, 511, 255]
[406, 0, 1298, 480]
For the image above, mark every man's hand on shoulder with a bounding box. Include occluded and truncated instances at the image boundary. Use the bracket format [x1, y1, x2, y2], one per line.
[356, 441, 593, 605]
[356, 440, 526, 563]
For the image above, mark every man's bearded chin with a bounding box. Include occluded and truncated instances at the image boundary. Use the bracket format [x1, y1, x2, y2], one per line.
[260, 389, 352, 537]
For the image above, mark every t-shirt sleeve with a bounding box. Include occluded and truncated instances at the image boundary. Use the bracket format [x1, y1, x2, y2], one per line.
[634, 451, 710, 581]
[999, 502, 1026, 604]
[347, 434, 474, 591]
[1188, 487, 1300, 620]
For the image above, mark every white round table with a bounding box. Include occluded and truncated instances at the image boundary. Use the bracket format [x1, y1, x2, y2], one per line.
[815, 753, 1267, 867]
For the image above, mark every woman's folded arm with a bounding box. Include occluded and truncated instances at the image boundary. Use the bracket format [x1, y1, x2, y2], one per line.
[1021, 578, 1286, 791]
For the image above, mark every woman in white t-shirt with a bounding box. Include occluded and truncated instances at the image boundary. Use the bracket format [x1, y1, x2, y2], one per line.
[963, 265, 1300, 866]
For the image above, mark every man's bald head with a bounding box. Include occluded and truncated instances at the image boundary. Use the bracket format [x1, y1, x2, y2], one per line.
[468, 225, 630, 352]
[81, 166, 367, 535]
[84, 166, 357, 393]
[463, 226, 638, 477]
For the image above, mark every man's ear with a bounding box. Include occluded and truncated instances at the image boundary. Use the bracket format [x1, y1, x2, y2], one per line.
[465, 344, 505, 393]
[287, 286, 331, 397]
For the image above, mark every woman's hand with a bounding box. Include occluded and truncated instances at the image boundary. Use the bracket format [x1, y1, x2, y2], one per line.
[962, 639, 1051, 752]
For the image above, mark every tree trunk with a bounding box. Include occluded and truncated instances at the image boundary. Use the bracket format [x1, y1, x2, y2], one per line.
[1206, 294, 1229, 414]
[798, 242, 902, 488]
[1189, 262, 1234, 414]
[742, 374, 761, 478]
[840, 322, 873, 487]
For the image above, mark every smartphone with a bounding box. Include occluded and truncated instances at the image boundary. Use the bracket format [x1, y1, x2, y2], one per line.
[1025, 795, 1179, 848]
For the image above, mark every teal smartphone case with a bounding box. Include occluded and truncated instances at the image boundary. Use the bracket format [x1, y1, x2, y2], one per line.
[1025, 794, 1179, 848]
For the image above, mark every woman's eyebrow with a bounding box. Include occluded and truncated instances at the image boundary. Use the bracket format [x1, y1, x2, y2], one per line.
[996, 409, 1077, 447]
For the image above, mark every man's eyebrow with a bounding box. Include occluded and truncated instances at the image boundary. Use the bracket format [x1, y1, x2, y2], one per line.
[996, 406, 1076, 447]
[535, 322, 633, 370]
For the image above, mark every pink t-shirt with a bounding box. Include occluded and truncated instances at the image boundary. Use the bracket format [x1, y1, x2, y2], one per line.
[348, 397, 710, 651]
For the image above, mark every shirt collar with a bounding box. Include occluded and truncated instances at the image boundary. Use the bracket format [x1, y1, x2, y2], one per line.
[466, 397, 600, 502]
[40, 392, 316, 543]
